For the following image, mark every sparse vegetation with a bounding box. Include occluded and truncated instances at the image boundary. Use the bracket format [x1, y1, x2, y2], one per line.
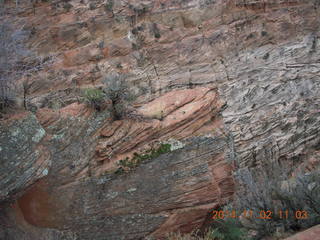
[0, 83, 15, 112]
[150, 23, 161, 39]
[0, 22, 18, 113]
[81, 73, 141, 118]
[0, 19, 53, 115]
[166, 230, 214, 240]
[166, 220, 247, 240]
[102, 73, 137, 120]
[234, 160, 320, 239]
[0, 21, 27, 113]
[63, 2, 73, 11]
[82, 88, 105, 111]
[209, 218, 248, 240]
[129, 2, 150, 16]
[116, 143, 171, 174]
[104, 0, 114, 14]
[89, 2, 96, 10]
[166, 160, 319, 240]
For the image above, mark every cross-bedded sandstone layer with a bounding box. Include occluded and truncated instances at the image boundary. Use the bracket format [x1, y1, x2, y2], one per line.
[1, 0, 320, 239]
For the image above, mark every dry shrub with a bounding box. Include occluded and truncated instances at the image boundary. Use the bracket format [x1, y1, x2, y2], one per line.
[234, 160, 320, 239]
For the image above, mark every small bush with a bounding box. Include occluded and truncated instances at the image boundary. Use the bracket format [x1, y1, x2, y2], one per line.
[166, 221, 247, 240]
[150, 23, 161, 39]
[0, 21, 51, 114]
[209, 218, 248, 240]
[129, 3, 150, 16]
[102, 73, 137, 120]
[104, 0, 114, 12]
[0, 81, 15, 112]
[116, 144, 171, 174]
[83, 88, 105, 111]
[166, 231, 212, 240]
[63, 2, 73, 11]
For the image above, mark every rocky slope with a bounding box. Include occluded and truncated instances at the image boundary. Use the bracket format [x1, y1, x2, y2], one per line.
[284, 224, 320, 240]
[0, 0, 320, 239]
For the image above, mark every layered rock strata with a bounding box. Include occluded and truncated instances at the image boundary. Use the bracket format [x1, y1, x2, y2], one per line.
[0, 0, 320, 239]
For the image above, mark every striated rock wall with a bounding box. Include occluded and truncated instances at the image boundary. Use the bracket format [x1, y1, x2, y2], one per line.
[0, 112, 50, 202]
[17, 136, 234, 240]
[0, 0, 320, 239]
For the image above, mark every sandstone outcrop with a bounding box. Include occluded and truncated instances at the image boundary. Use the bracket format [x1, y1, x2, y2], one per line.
[1, 0, 320, 239]
[95, 87, 223, 173]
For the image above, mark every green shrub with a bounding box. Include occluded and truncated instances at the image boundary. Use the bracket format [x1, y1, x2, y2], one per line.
[82, 73, 139, 118]
[83, 88, 105, 111]
[166, 221, 248, 240]
[116, 144, 171, 174]
[63, 2, 73, 11]
[104, 0, 114, 12]
[89, 2, 96, 10]
[209, 218, 248, 240]
[166, 230, 212, 240]
[102, 73, 137, 120]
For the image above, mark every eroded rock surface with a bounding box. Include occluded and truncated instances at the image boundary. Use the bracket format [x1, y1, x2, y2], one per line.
[95, 87, 223, 173]
[0, 112, 50, 202]
[1, 0, 320, 239]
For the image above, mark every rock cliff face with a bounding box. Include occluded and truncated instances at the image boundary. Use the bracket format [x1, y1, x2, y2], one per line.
[0, 0, 320, 239]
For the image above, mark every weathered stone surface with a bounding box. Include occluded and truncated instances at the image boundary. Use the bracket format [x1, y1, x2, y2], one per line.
[63, 44, 103, 67]
[17, 136, 234, 240]
[94, 87, 223, 173]
[0, 112, 50, 202]
[0, 0, 320, 239]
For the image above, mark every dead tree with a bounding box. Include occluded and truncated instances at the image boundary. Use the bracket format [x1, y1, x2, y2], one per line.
[0, 21, 54, 113]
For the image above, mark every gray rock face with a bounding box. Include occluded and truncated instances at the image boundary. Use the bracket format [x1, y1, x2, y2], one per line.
[0, 113, 50, 202]
[1, 135, 234, 240]
[220, 34, 320, 169]
[0, 0, 320, 239]
[65, 136, 233, 240]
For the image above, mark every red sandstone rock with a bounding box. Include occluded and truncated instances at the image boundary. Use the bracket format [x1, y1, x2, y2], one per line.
[1, 0, 320, 239]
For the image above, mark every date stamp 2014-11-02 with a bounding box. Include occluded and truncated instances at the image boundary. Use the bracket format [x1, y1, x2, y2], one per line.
[212, 210, 309, 220]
